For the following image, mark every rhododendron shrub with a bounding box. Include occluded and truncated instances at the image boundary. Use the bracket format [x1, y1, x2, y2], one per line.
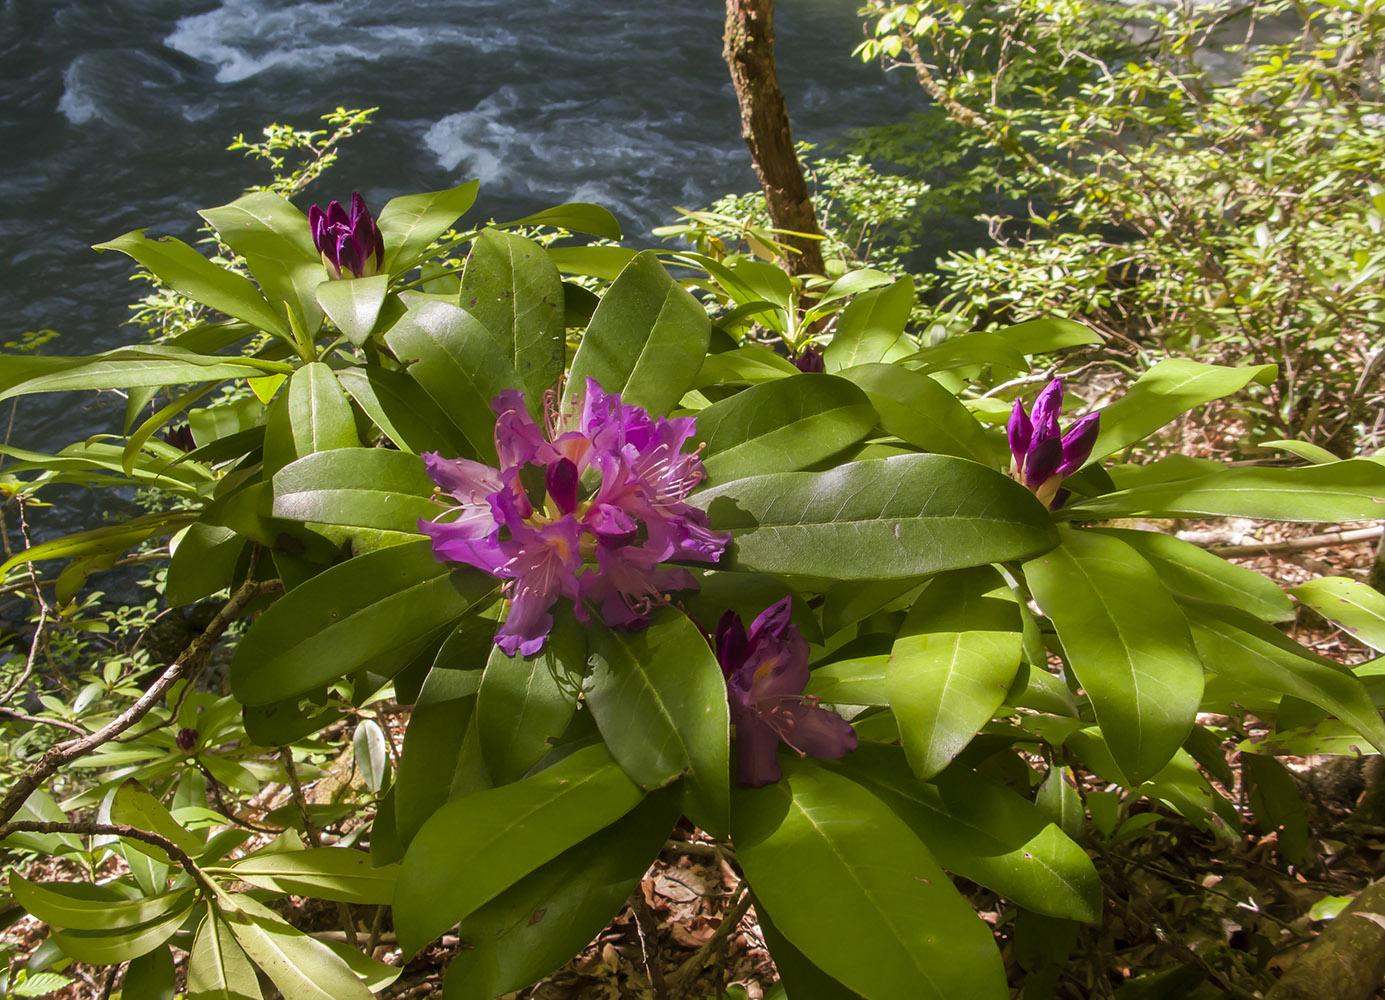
[3, 177, 1384, 1000]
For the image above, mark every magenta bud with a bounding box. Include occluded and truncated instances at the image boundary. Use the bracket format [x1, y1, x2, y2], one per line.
[1055, 412, 1100, 477]
[1030, 379, 1064, 442]
[794, 344, 825, 374]
[545, 458, 580, 515]
[176, 727, 198, 752]
[1007, 398, 1033, 459]
[309, 191, 385, 280]
[1023, 435, 1063, 489]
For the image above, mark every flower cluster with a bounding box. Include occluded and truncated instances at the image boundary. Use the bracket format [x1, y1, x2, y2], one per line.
[1007, 378, 1100, 509]
[309, 192, 385, 280]
[716, 597, 858, 787]
[421, 379, 729, 656]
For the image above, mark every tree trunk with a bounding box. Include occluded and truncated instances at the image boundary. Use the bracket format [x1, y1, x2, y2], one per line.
[723, 0, 825, 277]
[1266, 879, 1385, 1000]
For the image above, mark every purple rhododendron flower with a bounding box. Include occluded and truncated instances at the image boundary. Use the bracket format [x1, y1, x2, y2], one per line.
[715, 597, 858, 787]
[1007, 378, 1100, 509]
[308, 192, 385, 280]
[793, 344, 825, 374]
[420, 379, 730, 656]
[175, 727, 198, 753]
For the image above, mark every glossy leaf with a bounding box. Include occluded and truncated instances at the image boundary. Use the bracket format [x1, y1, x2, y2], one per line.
[0, 345, 287, 403]
[230, 540, 493, 705]
[7, 876, 188, 932]
[696, 374, 876, 484]
[805, 654, 890, 706]
[904, 333, 1028, 375]
[477, 612, 585, 784]
[336, 365, 473, 456]
[394, 744, 645, 956]
[230, 848, 398, 904]
[315, 274, 389, 347]
[823, 276, 913, 372]
[286, 362, 358, 456]
[1086, 359, 1276, 464]
[698, 454, 1058, 579]
[734, 757, 1008, 1000]
[272, 449, 436, 533]
[110, 780, 204, 862]
[1291, 576, 1385, 652]
[353, 720, 389, 792]
[460, 229, 565, 405]
[123, 945, 176, 1000]
[443, 789, 679, 1000]
[584, 610, 730, 836]
[839, 363, 998, 464]
[1024, 528, 1203, 784]
[377, 181, 480, 274]
[566, 250, 710, 416]
[694, 345, 799, 387]
[888, 631, 1022, 779]
[93, 230, 289, 339]
[223, 895, 373, 1000]
[187, 906, 262, 1000]
[51, 893, 195, 964]
[998, 317, 1102, 355]
[501, 202, 622, 241]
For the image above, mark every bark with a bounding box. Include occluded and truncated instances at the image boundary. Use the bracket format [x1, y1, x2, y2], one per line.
[1266, 879, 1385, 1000]
[723, 0, 825, 277]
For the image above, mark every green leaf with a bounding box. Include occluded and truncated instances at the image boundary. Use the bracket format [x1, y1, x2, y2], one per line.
[501, 202, 622, 241]
[4, 790, 81, 856]
[1243, 753, 1307, 862]
[823, 276, 913, 372]
[1185, 603, 1385, 754]
[888, 631, 1022, 779]
[997, 317, 1102, 355]
[1259, 439, 1341, 464]
[1086, 359, 1276, 464]
[222, 895, 373, 1000]
[272, 449, 437, 533]
[585, 610, 730, 837]
[695, 375, 876, 484]
[828, 744, 1100, 923]
[394, 744, 645, 956]
[734, 758, 1007, 1000]
[229, 848, 399, 904]
[187, 907, 263, 1000]
[0, 345, 288, 403]
[315, 275, 389, 347]
[377, 181, 480, 274]
[123, 945, 175, 1000]
[545, 245, 639, 280]
[839, 363, 998, 464]
[698, 454, 1058, 579]
[753, 901, 860, 1000]
[460, 229, 565, 405]
[383, 298, 521, 463]
[286, 362, 358, 456]
[7, 876, 188, 932]
[0, 510, 196, 579]
[50, 893, 195, 964]
[566, 250, 710, 416]
[1064, 460, 1385, 522]
[443, 789, 679, 1000]
[230, 540, 493, 705]
[110, 780, 205, 862]
[11, 972, 75, 998]
[93, 230, 289, 339]
[903, 333, 1028, 375]
[477, 611, 585, 785]
[336, 365, 474, 456]
[1091, 527, 1294, 622]
[1291, 576, 1385, 652]
[352, 720, 389, 793]
[805, 654, 890, 706]
[1023, 527, 1203, 784]
[693, 346, 799, 388]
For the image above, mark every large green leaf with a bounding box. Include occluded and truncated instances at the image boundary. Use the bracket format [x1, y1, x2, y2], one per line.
[1023, 527, 1203, 784]
[828, 744, 1101, 923]
[187, 906, 263, 1000]
[335, 365, 474, 456]
[823, 276, 914, 372]
[272, 449, 437, 533]
[695, 374, 875, 484]
[383, 298, 521, 462]
[697, 454, 1058, 579]
[93, 230, 290, 339]
[839, 363, 998, 464]
[393, 744, 645, 956]
[315, 275, 389, 347]
[51, 894, 195, 964]
[110, 780, 205, 862]
[0, 345, 288, 403]
[377, 181, 480, 274]
[1086, 359, 1276, 463]
[286, 362, 358, 456]
[501, 202, 622, 241]
[734, 758, 1007, 1000]
[7, 876, 188, 932]
[443, 789, 679, 1000]
[222, 895, 373, 1000]
[1185, 603, 1385, 753]
[1091, 527, 1293, 622]
[997, 317, 1102, 355]
[903, 333, 1028, 376]
[584, 610, 730, 837]
[1063, 460, 1385, 522]
[888, 631, 1022, 779]
[566, 250, 710, 416]
[460, 229, 565, 405]
[230, 541, 493, 705]
[0, 510, 196, 578]
[123, 945, 176, 1000]
[1291, 576, 1385, 652]
[477, 611, 586, 784]
[229, 849, 399, 904]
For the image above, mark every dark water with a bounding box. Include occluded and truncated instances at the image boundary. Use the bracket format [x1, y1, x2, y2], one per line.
[0, 0, 923, 558]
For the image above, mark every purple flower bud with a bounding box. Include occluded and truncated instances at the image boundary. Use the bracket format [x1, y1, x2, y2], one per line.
[1006, 378, 1101, 509]
[162, 425, 196, 452]
[1055, 412, 1101, 478]
[545, 458, 580, 515]
[793, 344, 825, 374]
[175, 727, 198, 752]
[1006, 398, 1032, 459]
[1030, 379, 1064, 443]
[309, 192, 385, 280]
[1023, 434, 1063, 489]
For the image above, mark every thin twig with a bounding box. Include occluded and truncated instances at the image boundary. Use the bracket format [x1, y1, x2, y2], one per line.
[668, 887, 754, 994]
[283, 746, 359, 949]
[1209, 526, 1383, 557]
[0, 820, 216, 893]
[0, 707, 85, 735]
[632, 893, 671, 1000]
